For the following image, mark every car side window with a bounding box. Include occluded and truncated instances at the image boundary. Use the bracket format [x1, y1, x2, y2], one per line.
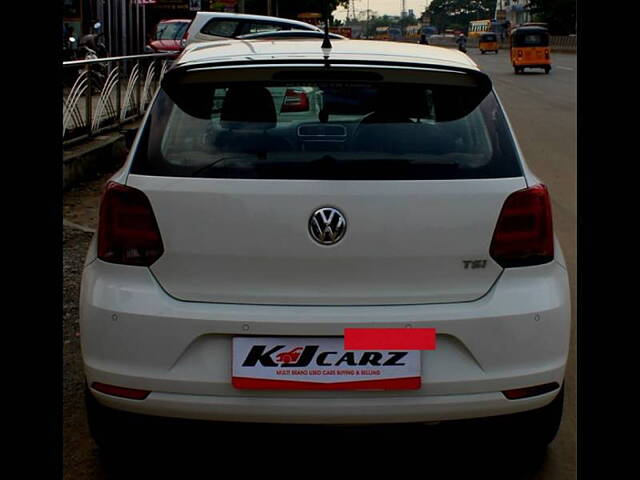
[201, 19, 240, 37]
[245, 21, 290, 34]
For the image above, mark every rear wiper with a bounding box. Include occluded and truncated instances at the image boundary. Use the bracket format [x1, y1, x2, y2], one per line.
[190, 155, 255, 177]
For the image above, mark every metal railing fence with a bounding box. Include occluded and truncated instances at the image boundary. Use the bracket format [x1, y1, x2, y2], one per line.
[425, 35, 576, 51]
[63, 52, 177, 147]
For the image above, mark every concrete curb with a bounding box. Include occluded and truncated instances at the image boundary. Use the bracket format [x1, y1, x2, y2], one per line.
[63, 122, 140, 191]
[63, 219, 96, 233]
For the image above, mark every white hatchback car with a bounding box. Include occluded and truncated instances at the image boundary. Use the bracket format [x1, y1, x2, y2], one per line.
[80, 39, 570, 452]
[184, 11, 321, 46]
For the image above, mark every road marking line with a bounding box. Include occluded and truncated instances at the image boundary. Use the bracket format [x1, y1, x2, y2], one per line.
[555, 66, 575, 71]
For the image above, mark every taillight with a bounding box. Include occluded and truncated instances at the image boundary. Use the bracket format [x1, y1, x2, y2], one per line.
[517, 49, 523, 57]
[97, 182, 164, 266]
[489, 184, 554, 268]
[544, 49, 550, 59]
[281, 88, 310, 112]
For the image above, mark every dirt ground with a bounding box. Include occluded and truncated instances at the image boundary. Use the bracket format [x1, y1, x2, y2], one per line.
[63, 171, 113, 480]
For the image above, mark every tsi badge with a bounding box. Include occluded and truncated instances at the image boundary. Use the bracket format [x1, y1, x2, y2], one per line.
[309, 207, 347, 245]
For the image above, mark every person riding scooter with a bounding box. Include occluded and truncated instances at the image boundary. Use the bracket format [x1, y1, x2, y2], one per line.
[456, 32, 467, 53]
[79, 22, 108, 59]
[78, 22, 109, 93]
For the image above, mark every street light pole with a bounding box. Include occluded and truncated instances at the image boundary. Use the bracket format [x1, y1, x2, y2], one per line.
[121, 0, 127, 56]
[366, 0, 369, 38]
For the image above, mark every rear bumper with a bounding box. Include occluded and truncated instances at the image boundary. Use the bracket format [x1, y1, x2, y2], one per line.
[513, 61, 551, 67]
[92, 387, 560, 425]
[80, 258, 570, 424]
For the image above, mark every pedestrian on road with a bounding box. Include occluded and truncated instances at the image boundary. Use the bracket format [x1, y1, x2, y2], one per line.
[418, 34, 429, 45]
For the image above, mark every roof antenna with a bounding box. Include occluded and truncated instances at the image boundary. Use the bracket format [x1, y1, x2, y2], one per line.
[321, 0, 332, 62]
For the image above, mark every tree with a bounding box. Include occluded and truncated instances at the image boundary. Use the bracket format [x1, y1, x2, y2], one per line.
[527, 0, 576, 35]
[427, 0, 496, 33]
[399, 12, 418, 29]
[243, 0, 350, 21]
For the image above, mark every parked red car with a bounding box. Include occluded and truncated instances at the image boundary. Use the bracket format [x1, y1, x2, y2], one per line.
[146, 19, 191, 53]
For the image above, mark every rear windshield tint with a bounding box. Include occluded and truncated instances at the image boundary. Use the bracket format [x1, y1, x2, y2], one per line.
[131, 82, 522, 180]
[513, 32, 549, 46]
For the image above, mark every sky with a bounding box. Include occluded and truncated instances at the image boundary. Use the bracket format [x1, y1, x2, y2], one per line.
[333, 0, 432, 21]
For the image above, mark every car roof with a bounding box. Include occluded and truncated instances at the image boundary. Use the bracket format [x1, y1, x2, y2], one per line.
[512, 26, 549, 33]
[236, 30, 346, 40]
[193, 11, 322, 30]
[177, 39, 479, 71]
[158, 19, 191, 24]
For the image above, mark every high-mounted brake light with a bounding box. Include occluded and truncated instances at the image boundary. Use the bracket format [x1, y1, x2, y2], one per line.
[489, 184, 554, 268]
[98, 182, 164, 266]
[281, 88, 310, 112]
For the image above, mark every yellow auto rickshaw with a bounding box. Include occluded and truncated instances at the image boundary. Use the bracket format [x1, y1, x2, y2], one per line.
[510, 26, 551, 74]
[479, 32, 498, 54]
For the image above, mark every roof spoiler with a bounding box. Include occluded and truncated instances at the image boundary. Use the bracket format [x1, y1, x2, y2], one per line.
[161, 61, 493, 121]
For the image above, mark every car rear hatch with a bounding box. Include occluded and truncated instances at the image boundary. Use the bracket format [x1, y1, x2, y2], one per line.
[124, 60, 527, 306]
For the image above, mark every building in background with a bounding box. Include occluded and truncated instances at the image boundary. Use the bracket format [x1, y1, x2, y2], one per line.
[495, 0, 531, 29]
[356, 9, 377, 22]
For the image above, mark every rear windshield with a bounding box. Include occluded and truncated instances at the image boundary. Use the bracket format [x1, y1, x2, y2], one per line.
[155, 22, 189, 40]
[131, 81, 522, 180]
[200, 19, 240, 37]
[514, 32, 549, 46]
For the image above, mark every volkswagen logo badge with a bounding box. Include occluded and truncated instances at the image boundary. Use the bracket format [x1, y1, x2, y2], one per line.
[309, 207, 347, 245]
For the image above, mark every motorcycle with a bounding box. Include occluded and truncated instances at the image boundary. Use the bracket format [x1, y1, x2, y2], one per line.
[63, 37, 82, 89]
[78, 23, 109, 93]
[456, 35, 467, 53]
[63, 36, 78, 61]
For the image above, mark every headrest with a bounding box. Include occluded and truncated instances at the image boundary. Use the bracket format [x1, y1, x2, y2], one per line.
[220, 87, 277, 130]
[362, 87, 433, 123]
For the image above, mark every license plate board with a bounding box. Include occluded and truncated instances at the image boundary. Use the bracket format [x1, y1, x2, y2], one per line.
[232, 337, 421, 390]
